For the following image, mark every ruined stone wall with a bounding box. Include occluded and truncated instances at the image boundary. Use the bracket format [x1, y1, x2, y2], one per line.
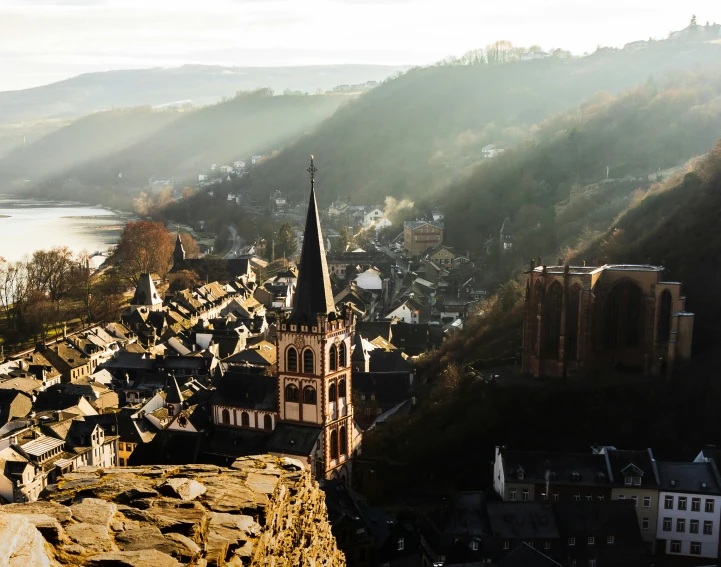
[0, 455, 346, 567]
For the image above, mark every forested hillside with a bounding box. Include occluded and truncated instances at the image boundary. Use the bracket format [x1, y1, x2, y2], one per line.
[0, 90, 349, 195]
[238, 39, 721, 206]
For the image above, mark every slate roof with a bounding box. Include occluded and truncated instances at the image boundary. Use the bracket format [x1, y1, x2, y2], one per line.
[353, 372, 412, 406]
[266, 423, 321, 456]
[500, 450, 611, 488]
[487, 502, 559, 539]
[656, 461, 721, 493]
[603, 448, 660, 487]
[290, 182, 336, 323]
[498, 543, 562, 567]
[404, 220, 444, 230]
[131, 274, 162, 307]
[166, 376, 184, 404]
[212, 372, 278, 412]
[355, 321, 393, 342]
[369, 349, 412, 373]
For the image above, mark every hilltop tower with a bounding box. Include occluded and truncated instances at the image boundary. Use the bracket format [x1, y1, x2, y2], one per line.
[276, 156, 358, 482]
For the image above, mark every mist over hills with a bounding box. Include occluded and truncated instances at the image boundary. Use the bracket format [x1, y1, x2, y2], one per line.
[239, 39, 721, 207]
[0, 64, 409, 124]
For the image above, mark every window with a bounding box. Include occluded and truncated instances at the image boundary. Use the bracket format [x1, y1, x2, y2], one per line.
[330, 430, 339, 459]
[692, 498, 701, 511]
[329, 345, 337, 371]
[221, 409, 230, 425]
[588, 537, 595, 545]
[339, 379, 346, 398]
[586, 494, 592, 502]
[510, 489, 517, 501]
[588, 560, 596, 567]
[704, 520, 713, 535]
[329, 383, 337, 403]
[524, 541, 534, 548]
[119, 458, 125, 466]
[618, 494, 625, 499]
[397, 538, 404, 551]
[303, 349, 314, 374]
[544, 541, 551, 550]
[568, 538, 575, 546]
[470, 541, 478, 551]
[663, 518, 672, 531]
[678, 497, 687, 510]
[287, 347, 298, 372]
[303, 386, 317, 404]
[607, 536, 614, 545]
[597, 495, 604, 501]
[691, 520, 699, 533]
[642, 518, 650, 530]
[119, 442, 124, 451]
[643, 496, 651, 508]
[553, 492, 559, 502]
[517, 471, 524, 480]
[241, 412, 250, 427]
[522, 489, 529, 501]
[624, 476, 632, 485]
[670, 540, 681, 553]
[339, 426, 347, 455]
[677, 519, 685, 533]
[665, 495, 674, 509]
[631, 495, 638, 507]
[285, 384, 299, 403]
[691, 542, 702, 555]
[338, 342, 347, 367]
[503, 540, 509, 550]
[706, 499, 715, 513]
[634, 477, 641, 486]
[264, 415, 272, 430]
[574, 493, 581, 502]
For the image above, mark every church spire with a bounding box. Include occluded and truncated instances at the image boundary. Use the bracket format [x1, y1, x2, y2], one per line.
[290, 155, 335, 323]
[173, 229, 185, 266]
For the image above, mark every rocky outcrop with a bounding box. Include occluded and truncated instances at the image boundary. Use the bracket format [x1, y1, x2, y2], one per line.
[0, 456, 346, 567]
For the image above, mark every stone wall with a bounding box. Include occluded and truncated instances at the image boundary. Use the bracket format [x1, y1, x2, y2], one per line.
[0, 455, 346, 567]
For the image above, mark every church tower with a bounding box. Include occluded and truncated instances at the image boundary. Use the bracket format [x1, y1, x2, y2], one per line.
[173, 232, 186, 268]
[277, 156, 358, 482]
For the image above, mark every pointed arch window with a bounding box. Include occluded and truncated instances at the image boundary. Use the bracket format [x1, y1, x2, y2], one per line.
[221, 408, 230, 425]
[264, 414, 272, 430]
[303, 349, 314, 374]
[329, 345, 337, 371]
[658, 290, 672, 342]
[330, 430, 339, 459]
[339, 426, 347, 455]
[339, 342, 347, 367]
[287, 347, 298, 372]
[285, 383, 299, 403]
[338, 378, 347, 398]
[303, 386, 317, 404]
[241, 412, 250, 427]
[329, 383, 337, 402]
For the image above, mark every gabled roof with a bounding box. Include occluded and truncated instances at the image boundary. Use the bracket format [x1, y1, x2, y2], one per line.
[131, 274, 162, 307]
[165, 376, 184, 405]
[500, 450, 610, 487]
[656, 461, 721, 493]
[290, 179, 335, 323]
[498, 542, 562, 567]
[212, 372, 278, 411]
[487, 502, 559, 540]
[267, 423, 321, 456]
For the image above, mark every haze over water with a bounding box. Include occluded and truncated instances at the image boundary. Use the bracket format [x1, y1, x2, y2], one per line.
[0, 197, 127, 263]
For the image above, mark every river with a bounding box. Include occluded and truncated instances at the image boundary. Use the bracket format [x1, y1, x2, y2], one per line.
[0, 197, 130, 264]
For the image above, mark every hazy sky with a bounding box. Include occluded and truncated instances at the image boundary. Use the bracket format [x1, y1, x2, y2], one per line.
[1, 0, 719, 91]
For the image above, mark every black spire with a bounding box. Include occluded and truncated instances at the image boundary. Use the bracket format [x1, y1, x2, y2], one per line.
[290, 156, 335, 323]
[173, 230, 185, 266]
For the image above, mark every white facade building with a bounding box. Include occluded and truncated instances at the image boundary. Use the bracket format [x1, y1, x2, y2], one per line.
[655, 462, 721, 559]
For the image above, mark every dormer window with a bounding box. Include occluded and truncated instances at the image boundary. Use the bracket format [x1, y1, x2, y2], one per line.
[517, 471, 524, 481]
[572, 472, 580, 482]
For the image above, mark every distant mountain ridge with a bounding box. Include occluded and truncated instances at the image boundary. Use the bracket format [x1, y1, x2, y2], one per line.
[0, 64, 410, 123]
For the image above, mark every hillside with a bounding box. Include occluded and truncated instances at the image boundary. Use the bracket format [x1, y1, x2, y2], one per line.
[236, 39, 721, 206]
[0, 64, 409, 124]
[0, 91, 349, 195]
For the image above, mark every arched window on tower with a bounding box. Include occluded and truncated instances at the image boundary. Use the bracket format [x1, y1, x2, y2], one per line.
[287, 347, 298, 372]
[329, 383, 337, 402]
[241, 412, 250, 427]
[285, 383, 299, 403]
[339, 426, 347, 455]
[338, 342, 347, 367]
[303, 349, 314, 374]
[658, 290, 672, 342]
[329, 345, 337, 371]
[330, 430, 339, 459]
[542, 281, 563, 359]
[338, 379, 346, 398]
[221, 409, 230, 425]
[264, 414, 272, 430]
[303, 386, 317, 404]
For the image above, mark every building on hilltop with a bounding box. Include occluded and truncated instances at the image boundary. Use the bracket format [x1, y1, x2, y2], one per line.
[521, 262, 694, 379]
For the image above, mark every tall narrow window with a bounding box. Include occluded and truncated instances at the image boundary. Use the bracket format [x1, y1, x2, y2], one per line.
[264, 415, 272, 429]
[303, 349, 314, 374]
[658, 290, 672, 342]
[339, 342, 347, 367]
[567, 285, 581, 359]
[339, 426, 347, 455]
[241, 412, 250, 427]
[221, 409, 230, 425]
[329, 345, 337, 371]
[287, 347, 298, 372]
[329, 383, 337, 402]
[542, 282, 563, 358]
[330, 430, 339, 459]
[338, 379, 347, 398]
[285, 384, 299, 403]
[303, 386, 317, 404]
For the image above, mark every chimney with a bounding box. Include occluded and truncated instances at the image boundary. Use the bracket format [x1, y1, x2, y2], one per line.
[536, 256, 542, 266]
[62, 323, 67, 340]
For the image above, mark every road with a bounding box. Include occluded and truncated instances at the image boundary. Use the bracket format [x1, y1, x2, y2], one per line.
[223, 225, 245, 259]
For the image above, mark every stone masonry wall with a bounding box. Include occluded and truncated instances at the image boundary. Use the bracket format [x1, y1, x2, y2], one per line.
[0, 455, 346, 567]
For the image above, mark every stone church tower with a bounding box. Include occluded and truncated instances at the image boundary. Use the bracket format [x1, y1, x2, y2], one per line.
[276, 157, 358, 481]
[173, 232, 185, 267]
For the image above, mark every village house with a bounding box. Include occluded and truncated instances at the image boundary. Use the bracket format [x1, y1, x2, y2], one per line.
[403, 220, 444, 257]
